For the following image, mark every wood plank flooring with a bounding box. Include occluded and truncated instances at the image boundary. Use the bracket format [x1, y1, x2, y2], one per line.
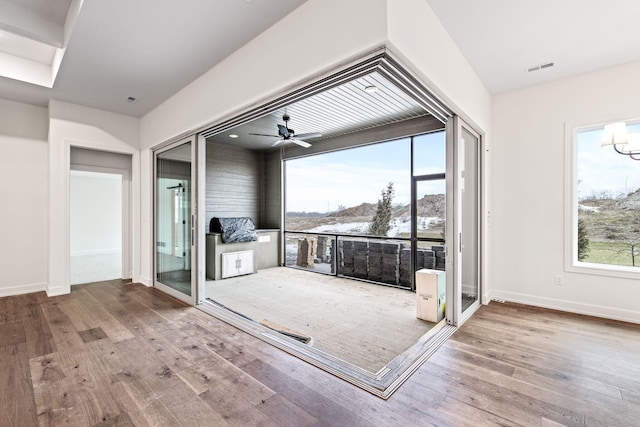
[1, 280, 639, 426]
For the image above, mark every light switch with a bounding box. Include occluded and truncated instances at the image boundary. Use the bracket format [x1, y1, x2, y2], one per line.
[258, 235, 270, 243]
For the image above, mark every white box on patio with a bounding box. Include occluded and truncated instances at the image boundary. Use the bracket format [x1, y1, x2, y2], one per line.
[416, 269, 446, 322]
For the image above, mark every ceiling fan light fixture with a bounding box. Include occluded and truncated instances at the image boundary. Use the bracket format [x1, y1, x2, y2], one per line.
[229, 134, 238, 138]
[601, 122, 627, 147]
[249, 113, 319, 149]
[620, 132, 640, 153]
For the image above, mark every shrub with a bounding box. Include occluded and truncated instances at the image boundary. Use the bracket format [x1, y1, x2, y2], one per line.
[577, 218, 590, 261]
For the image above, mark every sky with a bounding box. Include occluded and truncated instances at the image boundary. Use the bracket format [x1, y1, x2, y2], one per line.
[577, 124, 640, 200]
[285, 132, 446, 213]
[285, 125, 640, 212]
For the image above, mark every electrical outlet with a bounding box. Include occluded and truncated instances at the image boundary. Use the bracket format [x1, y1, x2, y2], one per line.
[554, 275, 564, 286]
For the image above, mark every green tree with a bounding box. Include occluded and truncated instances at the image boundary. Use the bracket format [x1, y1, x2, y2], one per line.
[577, 217, 590, 261]
[368, 182, 395, 236]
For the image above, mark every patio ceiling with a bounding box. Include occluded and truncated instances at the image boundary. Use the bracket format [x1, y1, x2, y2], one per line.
[205, 70, 433, 151]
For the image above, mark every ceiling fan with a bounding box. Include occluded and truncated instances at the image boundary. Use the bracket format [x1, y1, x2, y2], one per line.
[250, 114, 322, 148]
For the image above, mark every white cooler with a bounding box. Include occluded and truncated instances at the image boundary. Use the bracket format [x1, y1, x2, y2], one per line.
[416, 269, 446, 322]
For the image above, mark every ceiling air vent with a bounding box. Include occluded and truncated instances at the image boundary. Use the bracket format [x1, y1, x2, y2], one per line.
[526, 62, 555, 73]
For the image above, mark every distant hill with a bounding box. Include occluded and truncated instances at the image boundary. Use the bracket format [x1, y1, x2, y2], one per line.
[331, 202, 376, 217]
[286, 194, 445, 233]
[393, 194, 445, 219]
[286, 211, 327, 218]
[579, 188, 640, 241]
[616, 188, 640, 210]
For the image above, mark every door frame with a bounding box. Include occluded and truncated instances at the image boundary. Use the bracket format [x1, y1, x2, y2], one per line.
[49, 141, 139, 297]
[451, 116, 483, 325]
[411, 171, 447, 291]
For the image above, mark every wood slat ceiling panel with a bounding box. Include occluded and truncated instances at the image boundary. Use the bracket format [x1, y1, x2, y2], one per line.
[207, 72, 430, 150]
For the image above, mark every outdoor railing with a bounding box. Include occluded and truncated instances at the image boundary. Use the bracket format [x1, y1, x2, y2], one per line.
[284, 230, 445, 289]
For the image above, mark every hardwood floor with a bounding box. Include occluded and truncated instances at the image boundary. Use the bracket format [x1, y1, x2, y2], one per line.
[1, 280, 639, 426]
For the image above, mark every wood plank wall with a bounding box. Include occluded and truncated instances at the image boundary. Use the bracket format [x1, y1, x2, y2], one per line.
[205, 142, 261, 228]
[262, 150, 282, 229]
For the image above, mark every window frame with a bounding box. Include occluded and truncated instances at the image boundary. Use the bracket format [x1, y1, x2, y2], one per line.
[565, 120, 640, 279]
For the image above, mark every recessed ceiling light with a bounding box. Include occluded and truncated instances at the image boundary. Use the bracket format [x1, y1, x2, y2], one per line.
[229, 134, 238, 138]
[364, 85, 378, 93]
[126, 96, 137, 103]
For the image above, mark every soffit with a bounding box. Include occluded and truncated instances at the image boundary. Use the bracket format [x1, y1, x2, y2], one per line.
[0, 0, 77, 87]
[5, 0, 71, 25]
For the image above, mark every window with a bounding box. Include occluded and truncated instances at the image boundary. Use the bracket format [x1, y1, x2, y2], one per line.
[570, 120, 640, 276]
[285, 138, 411, 236]
[283, 131, 446, 288]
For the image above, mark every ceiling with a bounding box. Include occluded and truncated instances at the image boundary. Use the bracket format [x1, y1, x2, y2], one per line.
[1, 0, 640, 118]
[205, 71, 430, 150]
[0, 0, 308, 117]
[426, 0, 640, 94]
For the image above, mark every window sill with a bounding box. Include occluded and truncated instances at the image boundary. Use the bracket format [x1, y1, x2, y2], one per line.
[567, 261, 640, 280]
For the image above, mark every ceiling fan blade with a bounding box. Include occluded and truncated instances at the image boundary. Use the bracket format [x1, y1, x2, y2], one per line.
[249, 133, 280, 138]
[291, 139, 312, 148]
[294, 132, 322, 140]
[270, 139, 284, 147]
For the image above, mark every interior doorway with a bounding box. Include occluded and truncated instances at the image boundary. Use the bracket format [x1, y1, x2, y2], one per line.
[69, 147, 133, 286]
[70, 170, 123, 284]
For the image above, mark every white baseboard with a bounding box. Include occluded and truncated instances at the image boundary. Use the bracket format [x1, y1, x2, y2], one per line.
[490, 290, 640, 325]
[0, 282, 47, 298]
[46, 285, 68, 297]
[138, 275, 152, 287]
[70, 248, 121, 256]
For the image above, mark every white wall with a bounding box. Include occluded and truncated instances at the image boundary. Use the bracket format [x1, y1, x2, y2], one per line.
[70, 171, 122, 255]
[71, 147, 133, 172]
[386, 0, 491, 133]
[0, 99, 49, 296]
[48, 100, 140, 296]
[490, 59, 640, 323]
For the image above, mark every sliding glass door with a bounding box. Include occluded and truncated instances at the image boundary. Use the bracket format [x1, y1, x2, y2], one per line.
[454, 117, 481, 322]
[155, 137, 196, 303]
